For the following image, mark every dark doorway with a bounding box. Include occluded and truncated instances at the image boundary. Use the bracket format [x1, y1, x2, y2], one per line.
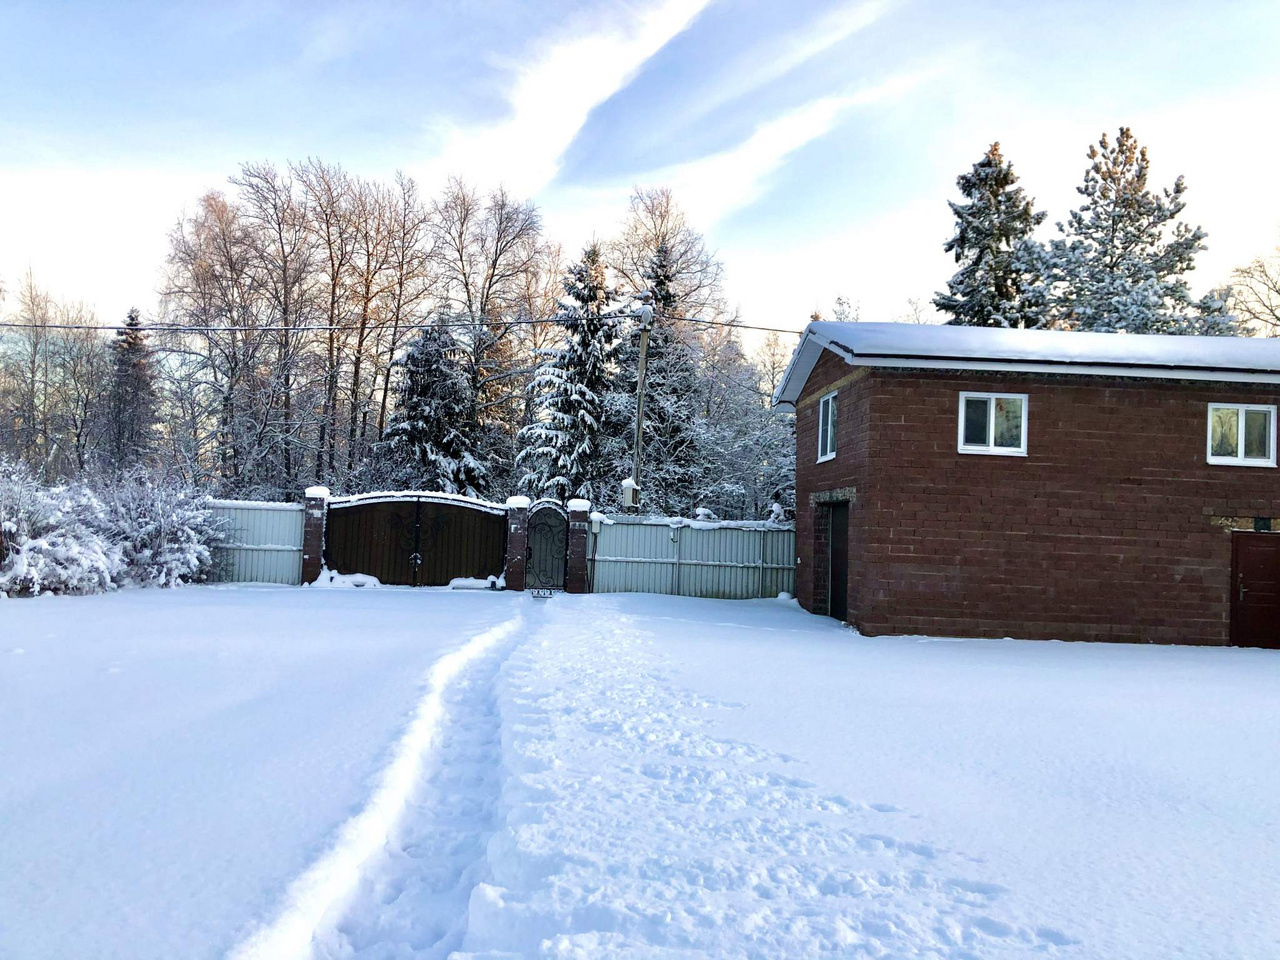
[325, 496, 506, 586]
[527, 504, 568, 590]
[828, 501, 849, 622]
[1232, 531, 1280, 648]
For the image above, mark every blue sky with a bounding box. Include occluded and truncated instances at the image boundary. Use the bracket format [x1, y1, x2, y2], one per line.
[3, 0, 1279, 332]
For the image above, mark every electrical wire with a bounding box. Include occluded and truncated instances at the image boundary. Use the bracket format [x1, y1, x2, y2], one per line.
[0, 313, 804, 336]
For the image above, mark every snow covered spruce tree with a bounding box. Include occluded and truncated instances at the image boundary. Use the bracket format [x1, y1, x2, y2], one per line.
[370, 325, 487, 497]
[105, 308, 157, 470]
[934, 143, 1049, 328]
[1049, 127, 1235, 334]
[516, 244, 622, 501]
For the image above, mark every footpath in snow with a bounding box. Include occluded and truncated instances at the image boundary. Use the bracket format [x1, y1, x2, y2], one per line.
[454, 596, 1069, 958]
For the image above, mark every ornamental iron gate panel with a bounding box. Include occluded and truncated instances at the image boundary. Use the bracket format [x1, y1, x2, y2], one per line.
[325, 494, 506, 586]
[527, 501, 568, 590]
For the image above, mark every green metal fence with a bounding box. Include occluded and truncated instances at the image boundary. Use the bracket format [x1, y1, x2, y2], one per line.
[588, 516, 795, 599]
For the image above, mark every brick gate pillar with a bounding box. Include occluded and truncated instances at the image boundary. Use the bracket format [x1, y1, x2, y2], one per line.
[504, 496, 531, 591]
[301, 486, 329, 585]
[565, 498, 591, 594]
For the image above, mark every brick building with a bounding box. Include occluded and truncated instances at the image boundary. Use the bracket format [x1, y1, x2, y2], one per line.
[772, 322, 1280, 647]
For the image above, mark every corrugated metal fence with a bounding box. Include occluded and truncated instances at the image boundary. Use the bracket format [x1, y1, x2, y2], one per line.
[588, 517, 795, 600]
[209, 499, 304, 585]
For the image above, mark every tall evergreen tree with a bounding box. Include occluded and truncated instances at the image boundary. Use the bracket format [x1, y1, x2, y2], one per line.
[373, 325, 487, 497]
[516, 244, 622, 501]
[1049, 127, 1235, 334]
[106, 308, 156, 470]
[934, 143, 1049, 328]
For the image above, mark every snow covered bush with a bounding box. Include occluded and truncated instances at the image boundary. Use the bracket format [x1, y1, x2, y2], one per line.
[96, 474, 224, 587]
[0, 459, 122, 596]
[0, 463, 223, 596]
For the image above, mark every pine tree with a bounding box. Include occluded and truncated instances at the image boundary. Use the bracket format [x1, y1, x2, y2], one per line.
[373, 325, 487, 497]
[516, 245, 622, 501]
[934, 143, 1049, 328]
[1049, 127, 1235, 334]
[106, 308, 157, 470]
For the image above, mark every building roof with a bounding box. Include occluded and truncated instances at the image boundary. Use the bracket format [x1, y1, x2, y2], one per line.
[771, 321, 1280, 408]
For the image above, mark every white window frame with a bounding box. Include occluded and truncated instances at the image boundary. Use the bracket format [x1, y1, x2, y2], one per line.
[1206, 403, 1277, 468]
[817, 390, 837, 463]
[957, 391, 1029, 457]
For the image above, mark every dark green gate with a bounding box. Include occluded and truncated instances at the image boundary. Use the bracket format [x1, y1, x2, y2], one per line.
[324, 494, 506, 586]
[527, 501, 568, 590]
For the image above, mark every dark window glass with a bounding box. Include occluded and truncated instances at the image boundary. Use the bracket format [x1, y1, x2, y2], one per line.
[963, 397, 989, 446]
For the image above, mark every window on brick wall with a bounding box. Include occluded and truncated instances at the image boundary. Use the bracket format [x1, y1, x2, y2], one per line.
[1207, 403, 1276, 467]
[817, 390, 837, 462]
[957, 392, 1028, 456]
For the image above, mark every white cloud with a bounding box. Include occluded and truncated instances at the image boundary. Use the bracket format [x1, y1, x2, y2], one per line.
[415, 0, 711, 197]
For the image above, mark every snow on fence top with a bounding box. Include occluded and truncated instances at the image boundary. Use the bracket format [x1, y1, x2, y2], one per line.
[207, 498, 303, 511]
[774, 320, 1280, 407]
[325, 490, 508, 516]
[606, 514, 794, 531]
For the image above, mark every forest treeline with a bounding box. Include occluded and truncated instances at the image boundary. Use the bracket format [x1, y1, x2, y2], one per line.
[0, 167, 795, 518]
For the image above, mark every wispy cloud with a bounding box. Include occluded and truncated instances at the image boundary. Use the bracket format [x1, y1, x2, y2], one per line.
[416, 0, 711, 196]
[659, 66, 940, 226]
[541, 63, 944, 246]
[673, 0, 889, 128]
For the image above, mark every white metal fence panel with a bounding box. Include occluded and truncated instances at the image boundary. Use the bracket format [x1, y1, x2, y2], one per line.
[588, 517, 795, 599]
[208, 499, 304, 585]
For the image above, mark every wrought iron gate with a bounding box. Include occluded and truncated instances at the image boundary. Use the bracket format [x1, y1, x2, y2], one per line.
[527, 501, 568, 590]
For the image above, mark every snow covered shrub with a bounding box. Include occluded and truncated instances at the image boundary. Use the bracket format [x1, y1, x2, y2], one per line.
[0, 460, 122, 597]
[96, 474, 224, 587]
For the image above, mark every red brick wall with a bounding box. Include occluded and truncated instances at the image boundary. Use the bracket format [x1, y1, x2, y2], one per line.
[794, 351, 1280, 644]
[794, 350, 872, 617]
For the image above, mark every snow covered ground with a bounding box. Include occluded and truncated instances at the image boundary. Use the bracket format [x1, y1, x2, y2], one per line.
[3, 588, 1278, 959]
[0, 586, 523, 960]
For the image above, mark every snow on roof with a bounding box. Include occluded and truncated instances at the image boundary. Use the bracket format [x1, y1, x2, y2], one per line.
[772, 322, 1280, 408]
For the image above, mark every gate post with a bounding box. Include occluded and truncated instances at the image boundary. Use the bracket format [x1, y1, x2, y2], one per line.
[504, 496, 531, 591]
[301, 486, 329, 584]
[566, 498, 591, 594]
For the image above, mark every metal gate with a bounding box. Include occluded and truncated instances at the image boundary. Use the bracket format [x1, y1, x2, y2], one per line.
[527, 500, 568, 590]
[324, 493, 506, 586]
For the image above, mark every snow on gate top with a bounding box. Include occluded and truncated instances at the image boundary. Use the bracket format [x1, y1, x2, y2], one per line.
[325, 491, 509, 516]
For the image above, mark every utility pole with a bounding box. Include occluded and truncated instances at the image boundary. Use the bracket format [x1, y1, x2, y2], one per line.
[624, 294, 655, 512]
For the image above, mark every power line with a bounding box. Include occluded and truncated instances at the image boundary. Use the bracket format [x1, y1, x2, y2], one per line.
[0, 313, 804, 337]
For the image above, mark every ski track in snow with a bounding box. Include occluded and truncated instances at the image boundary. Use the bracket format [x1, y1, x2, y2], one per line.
[227, 607, 527, 960]
[313, 605, 529, 958]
